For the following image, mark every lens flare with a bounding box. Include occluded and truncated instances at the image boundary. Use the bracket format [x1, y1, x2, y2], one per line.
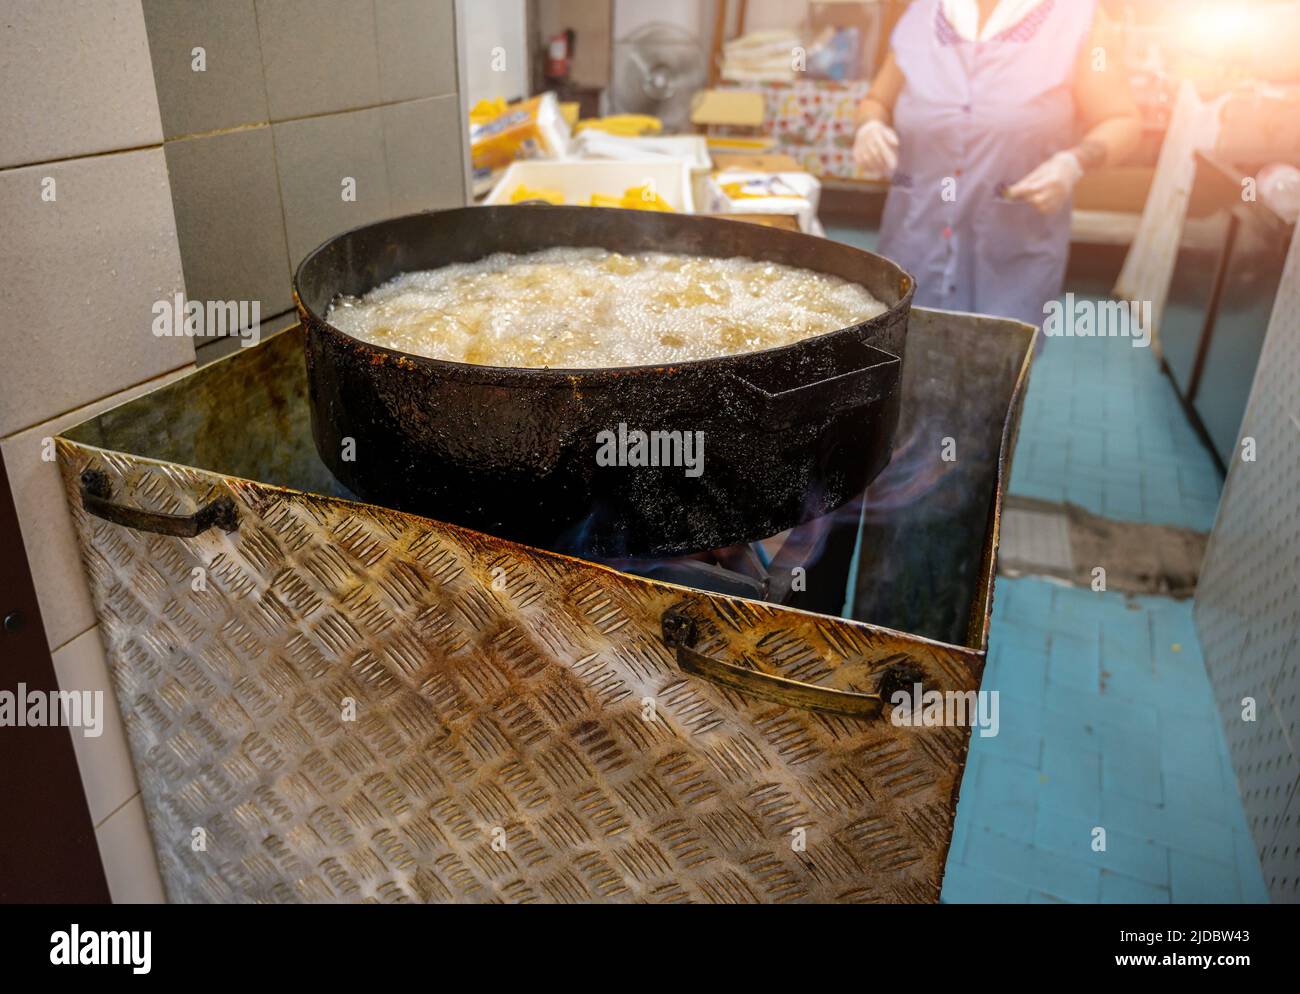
[1181, 1, 1254, 52]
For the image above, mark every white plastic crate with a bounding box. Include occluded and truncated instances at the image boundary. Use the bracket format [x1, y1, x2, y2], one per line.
[567, 133, 712, 173]
[484, 159, 695, 213]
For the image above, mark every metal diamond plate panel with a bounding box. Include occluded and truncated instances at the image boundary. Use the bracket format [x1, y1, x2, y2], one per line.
[56, 449, 985, 904]
[1196, 229, 1300, 903]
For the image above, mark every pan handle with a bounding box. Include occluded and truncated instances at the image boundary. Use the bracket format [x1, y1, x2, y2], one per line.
[80, 469, 238, 537]
[661, 606, 922, 718]
[728, 340, 900, 429]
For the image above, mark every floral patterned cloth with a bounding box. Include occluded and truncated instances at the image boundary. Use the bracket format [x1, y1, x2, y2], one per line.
[721, 79, 875, 180]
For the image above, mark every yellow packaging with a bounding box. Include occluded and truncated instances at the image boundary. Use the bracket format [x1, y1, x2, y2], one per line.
[588, 184, 674, 212]
[470, 92, 570, 174]
[509, 184, 565, 205]
[705, 171, 820, 232]
[573, 114, 663, 137]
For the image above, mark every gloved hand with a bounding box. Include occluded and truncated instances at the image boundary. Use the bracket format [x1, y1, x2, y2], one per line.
[852, 120, 900, 179]
[1006, 151, 1085, 214]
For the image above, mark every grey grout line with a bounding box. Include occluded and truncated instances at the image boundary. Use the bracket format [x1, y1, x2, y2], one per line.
[47, 622, 97, 658]
[451, 0, 475, 204]
[193, 305, 297, 339]
[163, 120, 272, 145]
[375, 5, 398, 231]
[371, 0, 397, 215]
[163, 93, 458, 147]
[1, 141, 165, 174]
[193, 311, 300, 368]
[94, 791, 141, 832]
[0, 362, 194, 444]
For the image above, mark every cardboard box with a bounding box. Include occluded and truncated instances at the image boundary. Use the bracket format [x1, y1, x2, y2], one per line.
[690, 89, 766, 129]
[713, 153, 804, 173]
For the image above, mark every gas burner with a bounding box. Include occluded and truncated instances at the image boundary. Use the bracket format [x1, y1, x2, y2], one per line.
[600, 497, 867, 609]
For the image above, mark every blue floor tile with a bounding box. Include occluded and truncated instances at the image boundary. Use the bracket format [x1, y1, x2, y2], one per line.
[969, 754, 1040, 843]
[1156, 807, 1241, 865]
[1008, 295, 1223, 530]
[1164, 770, 1230, 823]
[1040, 775, 1101, 820]
[1101, 870, 1171, 903]
[1102, 749, 1163, 802]
[1170, 851, 1241, 903]
[1092, 829, 1171, 888]
[1048, 633, 1101, 693]
[1041, 739, 1102, 793]
[941, 863, 1032, 904]
[943, 578, 1265, 904]
[1101, 789, 1166, 834]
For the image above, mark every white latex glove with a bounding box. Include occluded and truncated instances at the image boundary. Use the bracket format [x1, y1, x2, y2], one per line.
[1006, 151, 1085, 215]
[853, 120, 900, 179]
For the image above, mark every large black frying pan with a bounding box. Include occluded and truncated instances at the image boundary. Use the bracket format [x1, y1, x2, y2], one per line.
[294, 205, 914, 558]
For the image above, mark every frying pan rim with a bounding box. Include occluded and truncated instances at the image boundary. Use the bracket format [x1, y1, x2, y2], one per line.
[292, 205, 916, 383]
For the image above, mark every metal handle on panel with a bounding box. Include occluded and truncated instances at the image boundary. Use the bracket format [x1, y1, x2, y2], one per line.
[80, 469, 238, 537]
[661, 606, 922, 718]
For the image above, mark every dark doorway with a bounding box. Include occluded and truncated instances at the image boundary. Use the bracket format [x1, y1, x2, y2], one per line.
[0, 452, 110, 902]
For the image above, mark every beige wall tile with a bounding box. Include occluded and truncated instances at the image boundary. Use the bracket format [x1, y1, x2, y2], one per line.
[49, 627, 139, 828]
[272, 107, 392, 268]
[0, 0, 163, 168]
[1, 366, 193, 652]
[256, 0, 381, 121]
[375, 0, 459, 103]
[0, 148, 192, 438]
[382, 95, 468, 216]
[165, 126, 294, 326]
[95, 794, 167, 903]
[141, 0, 271, 137]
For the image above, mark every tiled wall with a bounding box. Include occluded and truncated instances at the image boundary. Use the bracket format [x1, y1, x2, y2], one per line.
[1, 0, 189, 904]
[140, 0, 469, 364]
[1, 0, 469, 902]
[1195, 229, 1300, 903]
